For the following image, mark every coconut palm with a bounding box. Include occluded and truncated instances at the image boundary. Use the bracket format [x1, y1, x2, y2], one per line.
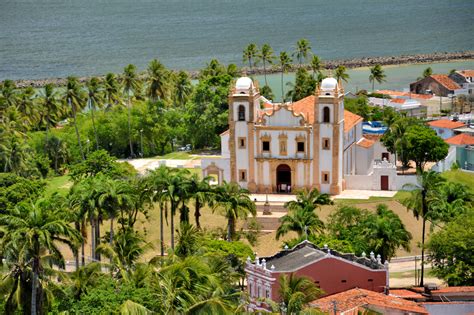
[147, 59, 169, 102]
[285, 188, 333, 212]
[362, 204, 412, 262]
[258, 44, 276, 86]
[422, 67, 433, 78]
[104, 72, 121, 109]
[0, 79, 19, 110]
[276, 206, 325, 240]
[68, 262, 102, 300]
[174, 71, 193, 106]
[213, 182, 256, 242]
[38, 83, 61, 154]
[187, 173, 213, 229]
[310, 55, 323, 80]
[86, 77, 103, 150]
[293, 38, 312, 65]
[122, 64, 141, 157]
[279, 51, 293, 102]
[17, 87, 37, 126]
[277, 273, 322, 314]
[0, 200, 81, 315]
[242, 43, 259, 72]
[402, 171, 446, 286]
[369, 64, 387, 91]
[65, 76, 86, 160]
[335, 65, 349, 83]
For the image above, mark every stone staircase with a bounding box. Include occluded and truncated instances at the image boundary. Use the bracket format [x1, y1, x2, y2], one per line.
[253, 202, 288, 231]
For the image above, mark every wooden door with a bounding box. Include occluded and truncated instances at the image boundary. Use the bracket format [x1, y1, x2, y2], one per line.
[381, 176, 389, 191]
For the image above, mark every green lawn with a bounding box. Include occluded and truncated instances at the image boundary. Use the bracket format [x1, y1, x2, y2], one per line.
[390, 268, 434, 279]
[335, 196, 393, 205]
[155, 152, 196, 160]
[442, 169, 474, 191]
[44, 175, 71, 196]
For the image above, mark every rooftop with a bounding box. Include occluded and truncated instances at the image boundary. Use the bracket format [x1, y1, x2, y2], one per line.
[310, 288, 429, 314]
[445, 133, 474, 146]
[389, 289, 425, 300]
[427, 119, 465, 129]
[259, 241, 385, 272]
[456, 70, 474, 78]
[430, 74, 461, 90]
[356, 137, 375, 148]
[377, 89, 434, 100]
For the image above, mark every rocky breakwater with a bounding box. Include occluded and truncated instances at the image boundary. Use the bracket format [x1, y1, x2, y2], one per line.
[5, 51, 474, 88]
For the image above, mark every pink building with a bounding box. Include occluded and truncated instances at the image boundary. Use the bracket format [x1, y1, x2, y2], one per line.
[245, 241, 389, 312]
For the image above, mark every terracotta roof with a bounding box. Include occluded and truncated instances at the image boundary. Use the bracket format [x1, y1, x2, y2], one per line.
[432, 286, 474, 294]
[427, 119, 465, 129]
[356, 137, 375, 148]
[390, 289, 425, 300]
[376, 90, 433, 100]
[430, 74, 461, 90]
[457, 70, 474, 78]
[310, 288, 428, 314]
[390, 98, 405, 104]
[264, 96, 363, 133]
[445, 133, 474, 146]
[364, 134, 383, 141]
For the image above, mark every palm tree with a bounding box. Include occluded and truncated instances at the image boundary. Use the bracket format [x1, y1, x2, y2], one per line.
[174, 71, 193, 106]
[258, 44, 276, 86]
[17, 87, 37, 126]
[65, 76, 86, 160]
[276, 207, 325, 240]
[213, 182, 256, 241]
[369, 64, 387, 91]
[0, 79, 19, 110]
[104, 72, 121, 109]
[279, 51, 292, 102]
[402, 171, 446, 286]
[310, 55, 323, 80]
[0, 200, 81, 315]
[188, 173, 213, 229]
[285, 188, 333, 211]
[277, 273, 322, 314]
[362, 204, 412, 262]
[335, 65, 349, 83]
[68, 262, 102, 300]
[422, 67, 433, 79]
[38, 83, 61, 154]
[147, 59, 169, 102]
[122, 64, 141, 157]
[242, 43, 259, 72]
[86, 77, 103, 150]
[293, 38, 312, 65]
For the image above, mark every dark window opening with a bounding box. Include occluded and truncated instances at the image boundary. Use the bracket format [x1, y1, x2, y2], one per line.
[323, 106, 330, 123]
[240, 138, 245, 148]
[238, 105, 245, 121]
[297, 141, 305, 152]
[341, 280, 347, 283]
[368, 279, 373, 282]
[262, 141, 270, 152]
[323, 138, 330, 150]
[323, 173, 329, 183]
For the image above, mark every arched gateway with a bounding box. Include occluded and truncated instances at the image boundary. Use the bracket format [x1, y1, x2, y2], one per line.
[276, 164, 291, 193]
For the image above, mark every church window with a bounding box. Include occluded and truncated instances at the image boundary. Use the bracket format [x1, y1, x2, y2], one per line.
[262, 141, 270, 152]
[238, 105, 246, 121]
[323, 107, 330, 123]
[297, 141, 305, 153]
[239, 170, 247, 182]
[322, 138, 330, 150]
[265, 288, 270, 298]
[322, 172, 330, 184]
[238, 137, 246, 149]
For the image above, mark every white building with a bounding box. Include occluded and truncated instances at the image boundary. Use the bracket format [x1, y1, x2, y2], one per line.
[202, 77, 412, 194]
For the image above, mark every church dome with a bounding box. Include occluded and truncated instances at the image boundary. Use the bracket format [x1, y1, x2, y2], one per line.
[320, 77, 338, 91]
[235, 77, 254, 90]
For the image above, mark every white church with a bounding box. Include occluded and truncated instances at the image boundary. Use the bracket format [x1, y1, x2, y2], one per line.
[201, 76, 411, 194]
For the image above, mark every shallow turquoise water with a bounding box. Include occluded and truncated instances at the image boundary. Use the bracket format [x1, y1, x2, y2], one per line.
[257, 60, 474, 100]
[1, 0, 473, 80]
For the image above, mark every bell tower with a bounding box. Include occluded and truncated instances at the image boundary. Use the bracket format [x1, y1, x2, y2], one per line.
[228, 77, 260, 191]
[312, 77, 344, 194]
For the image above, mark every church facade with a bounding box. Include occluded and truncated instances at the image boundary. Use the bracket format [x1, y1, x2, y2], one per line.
[202, 76, 396, 194]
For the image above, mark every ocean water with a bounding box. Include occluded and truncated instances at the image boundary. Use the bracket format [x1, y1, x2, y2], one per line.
[1, 0, 473, 80]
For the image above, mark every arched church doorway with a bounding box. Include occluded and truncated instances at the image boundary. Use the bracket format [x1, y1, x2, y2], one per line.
[276, 164, 291, 193]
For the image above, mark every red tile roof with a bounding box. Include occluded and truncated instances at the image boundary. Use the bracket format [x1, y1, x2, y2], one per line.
[432, 286, 474, 294]
[427, 119, 465, 129]
[390, 98, 406, 104]
[310, 288, 428, 314]
[445, 133, 474, 146]
[430, 74, 461, 90]
[356, 137, 375, 148]
[457, 70, 474, 78]
[377, 90, 434, 100]
[262, 96, 363, 133]
[390, 289, 425, 300]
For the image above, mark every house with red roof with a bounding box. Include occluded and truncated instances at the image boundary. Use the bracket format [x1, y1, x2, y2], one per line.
[427, 119, 465, 139]
[450, 70, 474, 96]
[201, 76, 415, 194]
[410, 74, 464, 97]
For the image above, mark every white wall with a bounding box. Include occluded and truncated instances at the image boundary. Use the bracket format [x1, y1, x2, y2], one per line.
[430, 126, 455, 140]
[355, 145, 373, 175]
[221, 132, 230, 158]
[201, 158, 231, 183]
[344, 175, 373, 190]
[265, 107, 302, 127]
[432, 145, 456, 172]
